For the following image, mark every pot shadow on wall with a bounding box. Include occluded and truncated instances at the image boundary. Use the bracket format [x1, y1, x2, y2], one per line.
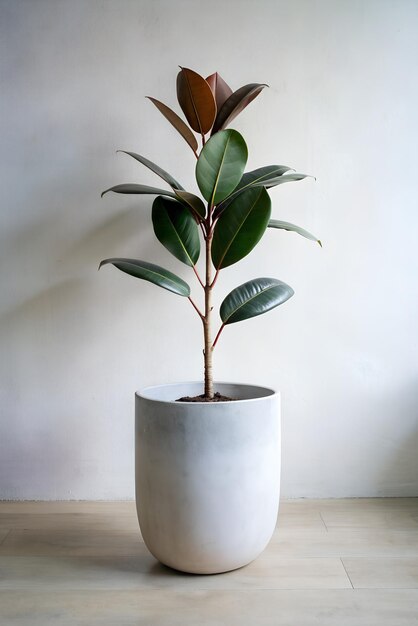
[0, 203, 156, 499]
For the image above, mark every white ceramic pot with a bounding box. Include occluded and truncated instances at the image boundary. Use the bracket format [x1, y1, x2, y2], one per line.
[135, 382, 281, 574]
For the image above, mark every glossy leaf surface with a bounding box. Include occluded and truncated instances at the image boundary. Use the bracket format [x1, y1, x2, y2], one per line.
[176, 67, 216, 135]
[196, 129, 248, 205]
[214, 165, 294, 216]
[147, 97, 198, 153]
[211, 187, 271, 269]
[257, 172, 311, 188]
[152, 196, 200, 266]
[206, 72, 233, 111]
[101, 184, 177, 199]
[99, 258, 190, 297]
[268, 219, 322, 246]
[220, 277, 294, 325]
[174, 190, 206, 219]
[212, 83, 267, 134]
[238, 165, 294, 188]
[117, 151, 184, 190]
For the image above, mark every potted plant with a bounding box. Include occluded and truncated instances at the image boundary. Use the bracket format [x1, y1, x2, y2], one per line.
[100, 67, 320, 574]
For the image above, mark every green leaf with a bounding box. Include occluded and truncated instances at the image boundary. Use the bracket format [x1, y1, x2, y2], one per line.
[239, 165, 295, 186]
[257, 172, 312, 188]
[99, 258, 190, 297]
[174, 190, 206, 219]
[152, 196, 200, 266]
[214, 172, 312, 217]
[220, 277, 294, 325]
[196, 129, 248, 206]
[212, 83, 267, 134]
[212, 187, 271, 269]
[214, 165, 294, 217]
[146, 97, 198, 154]
[268, 220, 322, 246]
[117, 151, 184, 190]
[177, 67, 217, 135]
[101, 184, 177, 199]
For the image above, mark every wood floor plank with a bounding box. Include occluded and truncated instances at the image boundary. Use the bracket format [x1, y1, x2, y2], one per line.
[0, 501, 136, 515]
[0, 529, 10, 545]
[276, 509, 327, 530]
[0, 589, 417, 626]
[3, 524, 418, 559]
[342, 557, 418, 589]
[0, 553, 351, 591]
[294, 498, 418, 511]
[320, 509, 418, 530]
[0, 529, 144, 556]
[0, 512, 139, 532]
[0, 510, 323, 532]
[270, 527, 418, 557]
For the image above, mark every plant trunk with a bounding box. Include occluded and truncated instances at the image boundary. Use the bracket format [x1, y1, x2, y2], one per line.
[204, 231, 214, 398]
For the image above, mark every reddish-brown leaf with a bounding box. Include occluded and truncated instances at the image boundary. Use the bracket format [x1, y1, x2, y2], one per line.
[176, 67, 216, 135]
[212, 83, 268, 134]
[146, 96, 198, 154]
[206, 72, 233, 112]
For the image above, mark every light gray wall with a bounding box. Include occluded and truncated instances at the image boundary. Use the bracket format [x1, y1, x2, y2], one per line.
[1, 0, 417, 499]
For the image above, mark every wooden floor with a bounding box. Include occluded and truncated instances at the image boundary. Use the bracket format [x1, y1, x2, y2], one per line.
[1, 499, 418, 625]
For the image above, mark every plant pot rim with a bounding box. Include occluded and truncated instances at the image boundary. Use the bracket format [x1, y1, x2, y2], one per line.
[136, 381, 280, 405]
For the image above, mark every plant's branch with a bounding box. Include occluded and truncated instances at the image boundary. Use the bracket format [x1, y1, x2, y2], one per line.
[212, 323, 225, 349]
[188, 296, 204, 321]
[201, 133, 206, 147]
[210, 267, 220, 288]
[212, 206, 223, 222]
[192, 264, 205, 289]
[207, 205, 217, 235]
[199, 221, 207, 237]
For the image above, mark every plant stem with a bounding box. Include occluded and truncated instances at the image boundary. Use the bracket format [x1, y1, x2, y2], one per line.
[212, 323, 225, 350]
[192, 264, 205, 289]
[188, 296, 204, 320]
[210, 267, 220, 288]
[203, 228, 214, 398]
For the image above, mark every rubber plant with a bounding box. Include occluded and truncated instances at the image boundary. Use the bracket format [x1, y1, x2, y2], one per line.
[100, 67, 320, 400]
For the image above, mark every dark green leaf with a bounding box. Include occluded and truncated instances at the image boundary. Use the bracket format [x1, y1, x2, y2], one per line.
[99, 258, 190, 297]
[212, 83, 267, 134]
[214, 165, 294, 217]
[147, 97, 198, 154]
[101, 184, 177, 199]
[196, 129, 248, 206]
[258, 173, 312, 188]
[220, 277, 294, 325]
[174, 190, 206, 219]
[177, 67, 216, 135]
[268, 220, 322, 246]
[152, 196, 200, 266]
[117, 151, 184, 190]
[239, 165, 295, 186]
[212, 187, 271, 269]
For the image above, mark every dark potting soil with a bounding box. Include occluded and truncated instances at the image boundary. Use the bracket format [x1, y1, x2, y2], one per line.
[176, 392, 236, 403]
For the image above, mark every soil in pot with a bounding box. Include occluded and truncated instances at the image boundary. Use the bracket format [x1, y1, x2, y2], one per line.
[176, 392, 236, 402]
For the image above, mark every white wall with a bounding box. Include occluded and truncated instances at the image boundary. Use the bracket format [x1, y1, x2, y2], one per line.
[1, 0, 417, 499]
